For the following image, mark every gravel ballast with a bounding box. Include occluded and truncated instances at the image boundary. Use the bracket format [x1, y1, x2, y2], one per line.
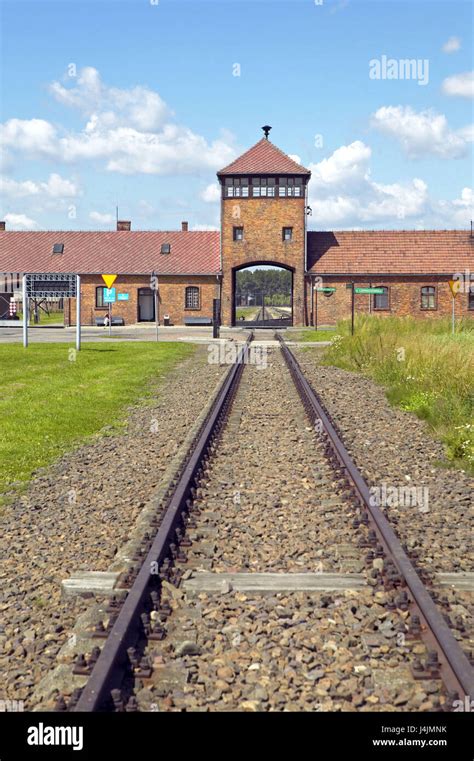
[0, 345, 226, 708]
[135, 348, 446, 712]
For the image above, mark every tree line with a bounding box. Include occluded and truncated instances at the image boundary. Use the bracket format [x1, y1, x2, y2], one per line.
[235, 268, 292, 306]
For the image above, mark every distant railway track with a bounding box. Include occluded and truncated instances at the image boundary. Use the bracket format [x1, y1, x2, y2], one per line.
[62, 332, 473, 712]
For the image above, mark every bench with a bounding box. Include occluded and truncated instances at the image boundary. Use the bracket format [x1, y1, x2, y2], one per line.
[184, 316, 213, 326]
[95, 317, 125, 327]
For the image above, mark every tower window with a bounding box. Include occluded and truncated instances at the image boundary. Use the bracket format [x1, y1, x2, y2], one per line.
[421, 286, 436, 310]
[233, 226, 244, 241]
[224, 178, 249, 197]
[278, 177, 303, 197]
[282, 227, 293, 241]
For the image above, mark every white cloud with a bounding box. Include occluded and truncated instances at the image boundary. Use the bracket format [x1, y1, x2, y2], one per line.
[307, 140, 469, 228]
[191, 224, 219, 231]
[89, 211, 114, 224]
[0, 173, 80, 199]
[0, 118, 58, 158]
[1, 118, 235, 178]
[436, 187, 474, 228]
[0, 67, 236, 175]
[442, 36, 461, 53]
[309, 141, 372, 190]
[288, 154, 301, 164]
[4, 212, 39, 230]
[441, 71, 474, 98]
[200, 183, 221, 203]
[371, 105, 470, 158]
[50, 66, 171, 132]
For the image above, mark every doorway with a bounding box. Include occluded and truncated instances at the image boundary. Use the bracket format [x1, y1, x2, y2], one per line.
[138, 288, 155, 322]
[233, 264, 293, 328]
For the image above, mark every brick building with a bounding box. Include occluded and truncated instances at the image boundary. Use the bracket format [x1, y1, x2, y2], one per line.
[0, 131, 473, 326]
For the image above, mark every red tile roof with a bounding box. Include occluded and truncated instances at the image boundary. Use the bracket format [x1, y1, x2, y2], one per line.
[0, 230, 221, 276]
[307, 230, 474, 275]
[218, 138, 311, 176]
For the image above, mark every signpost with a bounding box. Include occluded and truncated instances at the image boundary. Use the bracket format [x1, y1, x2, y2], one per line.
[448, 279, 460, 335]
[213, 298, 221, 339]
[346, 284, 386, 335]
[101, 275, 117, 338]
[24, 273, 79, 349]
[151, 271, 159, 342]
[103, 288, 115, 337]
[346, 282, 355, 336]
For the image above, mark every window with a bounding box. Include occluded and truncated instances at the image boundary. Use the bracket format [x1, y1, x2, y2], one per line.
[233, 226, 244, 241]
[96, 286, 106, 308]
[161, 243, 171, 254]
[224, 178, 249, 197]
[282, 227, 293, 241]
[373, 286, 389, 310]
[52, 243, 64, 254]
[185, 286, 200, 310]
[469, 288, 474, 311]
[279, 177, 303, 197]
[421, 286, 436, 310]
[224, 175, 305, 198]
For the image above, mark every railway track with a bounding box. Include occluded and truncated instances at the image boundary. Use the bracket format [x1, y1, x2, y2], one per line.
[61, 332, 473, 712]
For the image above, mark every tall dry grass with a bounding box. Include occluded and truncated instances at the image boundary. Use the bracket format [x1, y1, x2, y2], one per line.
[323, 316, 474, 472]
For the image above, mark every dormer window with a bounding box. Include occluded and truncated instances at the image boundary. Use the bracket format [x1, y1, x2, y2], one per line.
[161, 243, 171, 254]
[52, 243, 64, 254]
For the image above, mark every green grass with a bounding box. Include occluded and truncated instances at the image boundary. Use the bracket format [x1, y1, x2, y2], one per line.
[236, 306, 259, 320]
[292, 328, 339, 342]
[320, 315, 474, 473]
[17, 311, 64, 326]
[0, 341, 193, 501]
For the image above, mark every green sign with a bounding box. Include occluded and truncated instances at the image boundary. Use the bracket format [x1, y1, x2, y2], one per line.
[354, 287, 385, 294]
[315, 287, 336, 293]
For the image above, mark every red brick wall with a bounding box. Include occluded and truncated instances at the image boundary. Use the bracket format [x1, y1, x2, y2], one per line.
[67, 274, 219, 326]
[220, 196, 307, 325]
[306, 276, 474, 327]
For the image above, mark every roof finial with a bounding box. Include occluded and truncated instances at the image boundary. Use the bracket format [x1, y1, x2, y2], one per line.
[262, 125, 272, 140]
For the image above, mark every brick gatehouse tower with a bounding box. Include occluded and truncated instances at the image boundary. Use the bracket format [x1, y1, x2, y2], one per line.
[217, 127, 311, 326]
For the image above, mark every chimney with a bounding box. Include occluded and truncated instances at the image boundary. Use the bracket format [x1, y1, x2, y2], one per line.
[117, 220, 131, 231]
[181, 221, 188, 232]
[0, 221, 5, 231]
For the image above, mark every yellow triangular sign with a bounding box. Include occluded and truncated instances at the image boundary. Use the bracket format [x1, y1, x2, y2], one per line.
[102, 274, 117, 289]
[448, 279, 461, 298]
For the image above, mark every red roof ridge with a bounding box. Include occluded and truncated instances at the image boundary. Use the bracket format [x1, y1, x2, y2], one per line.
[217, 137, 311, 176]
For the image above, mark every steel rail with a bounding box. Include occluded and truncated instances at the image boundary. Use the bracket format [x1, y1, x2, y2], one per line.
[73, 335, 252, 712]
[277, 333, 474, 703]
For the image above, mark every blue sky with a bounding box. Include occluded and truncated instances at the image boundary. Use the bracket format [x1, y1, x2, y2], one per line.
[0, 0, 472, 231]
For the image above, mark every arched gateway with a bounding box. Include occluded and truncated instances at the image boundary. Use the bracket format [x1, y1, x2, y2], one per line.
[217, 128, 311, 327]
